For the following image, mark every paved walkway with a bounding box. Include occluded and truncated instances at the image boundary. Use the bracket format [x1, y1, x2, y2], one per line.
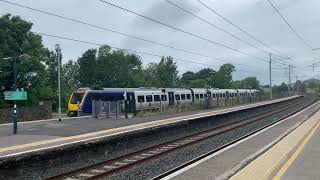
[164, 97, 320, 180]
[0, 96, 298, 158]
[230, 100, 320, 180]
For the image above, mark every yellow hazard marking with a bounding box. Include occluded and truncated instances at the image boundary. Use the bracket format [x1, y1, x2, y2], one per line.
[272, 117, 320, 180]
[230, 104, 320, 180]
[0, 97, 296, 155]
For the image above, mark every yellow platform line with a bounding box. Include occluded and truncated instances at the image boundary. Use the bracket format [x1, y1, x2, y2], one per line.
[230, 108, 320, 180]
[0, 107, 242, 155]
[0, 96, 298, 156]
[273, 115, 320, 179]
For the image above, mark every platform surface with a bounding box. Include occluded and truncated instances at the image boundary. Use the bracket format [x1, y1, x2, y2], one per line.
[0, 96, 297, 158]
[230, 100, 320, 180]
[166, 97, 320, 180]
[277, 112, 320, 180]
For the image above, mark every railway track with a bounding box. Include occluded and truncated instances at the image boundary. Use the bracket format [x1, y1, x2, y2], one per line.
[48, 97, 316, 180]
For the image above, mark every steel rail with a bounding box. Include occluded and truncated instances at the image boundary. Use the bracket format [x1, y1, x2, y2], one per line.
[47, 97, 309, 180]
[152, 97, 318, 180]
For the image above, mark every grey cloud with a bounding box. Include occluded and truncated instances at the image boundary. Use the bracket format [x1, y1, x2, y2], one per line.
[123, 0, 200, 49]
[132, 0, 200, 29]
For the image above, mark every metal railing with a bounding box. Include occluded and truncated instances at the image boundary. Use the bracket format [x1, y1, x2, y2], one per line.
[92, 100, 135, 119]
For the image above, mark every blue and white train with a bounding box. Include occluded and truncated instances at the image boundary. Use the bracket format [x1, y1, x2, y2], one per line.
[68, 87, 259, 116]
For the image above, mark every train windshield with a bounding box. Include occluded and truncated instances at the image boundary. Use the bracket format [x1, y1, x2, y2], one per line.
[70, 92, 84, 104]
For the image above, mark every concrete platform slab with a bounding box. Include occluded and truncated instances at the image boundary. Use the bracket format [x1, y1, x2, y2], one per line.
[277, 111, 320, 180]
[230, 101, 320, 179]
[0, 96, 299, 158]
[166, 98, 320, 180]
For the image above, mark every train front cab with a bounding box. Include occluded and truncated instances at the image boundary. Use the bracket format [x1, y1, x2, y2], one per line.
[68, 90, 88, 116]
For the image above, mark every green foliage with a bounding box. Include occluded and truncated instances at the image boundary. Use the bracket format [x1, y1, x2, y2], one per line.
[144, 56, 178, 87]
[0, 14, 267, 112]
[93, 45, 145, 88]
[0, 14, 52, 107]
[213, 63, 235, 88]
[232, 77, 260, 89]
[178, 64, 235, 88]
[78, 48, 97, 88]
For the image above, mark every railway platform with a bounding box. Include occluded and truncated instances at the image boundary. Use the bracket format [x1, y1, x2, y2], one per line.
[0, 96, 297, 158]
[231, 100, 320, 180]
[168, 97, 320, 180]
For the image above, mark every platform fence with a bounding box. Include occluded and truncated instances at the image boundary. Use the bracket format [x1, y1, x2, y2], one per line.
[92, 100, 135, 119]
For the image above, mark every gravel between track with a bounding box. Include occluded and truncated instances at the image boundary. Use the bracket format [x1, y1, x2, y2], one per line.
[107, 97, 315, 180]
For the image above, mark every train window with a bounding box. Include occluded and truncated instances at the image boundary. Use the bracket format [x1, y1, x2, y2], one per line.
[161, 95, 167, 101]
[146, 95, 153, 102]
[195, 94, 199, 99]
[138, 96, 145, 103]
[70, 92, 84, 104]
[154, 95, 160, 102]
[181, 94, 186, 100]
[212, 94, 216, 98]
[186, 94, 191, 99]
[200, 94, 204, 98]
[175, 94, 181, 100]
[223, 94, 226, 98]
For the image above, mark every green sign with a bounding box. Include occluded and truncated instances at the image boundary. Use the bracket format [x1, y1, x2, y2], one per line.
[4, 91, 27, 101]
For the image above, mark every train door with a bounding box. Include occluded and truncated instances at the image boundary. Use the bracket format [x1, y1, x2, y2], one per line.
[126, 92, 135, 113]
[168, 91, 175, 105]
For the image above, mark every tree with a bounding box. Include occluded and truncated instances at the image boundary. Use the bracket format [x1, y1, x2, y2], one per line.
[94, 45, 145, 88]
[195, 68, 216, 79]
[145, 56, 178, 87]
[0, 14, 52, 107]
[78, 49, 97, 88]
[241, 77, 260, 89]
[213, 63, 235, 88]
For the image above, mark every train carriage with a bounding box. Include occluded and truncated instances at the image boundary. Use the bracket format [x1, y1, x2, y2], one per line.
[68, 87, 260, 116]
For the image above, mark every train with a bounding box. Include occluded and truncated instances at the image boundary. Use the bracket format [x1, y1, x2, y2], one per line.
[67, 87, 260, 116]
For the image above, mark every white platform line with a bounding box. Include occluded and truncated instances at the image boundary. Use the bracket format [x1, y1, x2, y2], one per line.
[0, 96, 300, 158]
[160, 100, 320, 180]
[0, 96, 297, 127]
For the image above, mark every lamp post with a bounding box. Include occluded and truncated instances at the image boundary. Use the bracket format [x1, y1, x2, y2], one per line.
[3, 54, 29, 134]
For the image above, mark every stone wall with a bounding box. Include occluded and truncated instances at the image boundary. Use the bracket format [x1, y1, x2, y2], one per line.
[0, 101, 52, 124]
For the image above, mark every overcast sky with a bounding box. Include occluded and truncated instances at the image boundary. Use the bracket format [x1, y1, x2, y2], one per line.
[1, 0, 320, 85]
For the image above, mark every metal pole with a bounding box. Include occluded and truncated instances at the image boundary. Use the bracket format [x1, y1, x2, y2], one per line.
[288, 64, 291, 96]
[55, 44, 62, 122]
[269, 53, 273, 100]
[108, 101, 110, 118]
[295, 76, 298, 95]
[13, 58, 17, 134]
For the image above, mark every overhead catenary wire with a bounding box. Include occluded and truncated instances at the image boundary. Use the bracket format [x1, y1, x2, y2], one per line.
[1, 0, 289, 70]
[97, 0, 272, 64]
[194, 0, 288, 59]
[34, 32, 264, 75]
[266, 0, 313, 50]
[165, 0, 283, 60]
[0, 0, 252, 69]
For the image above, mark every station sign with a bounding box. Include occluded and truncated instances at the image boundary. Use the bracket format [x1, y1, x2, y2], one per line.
[4, 90, 27, 101]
